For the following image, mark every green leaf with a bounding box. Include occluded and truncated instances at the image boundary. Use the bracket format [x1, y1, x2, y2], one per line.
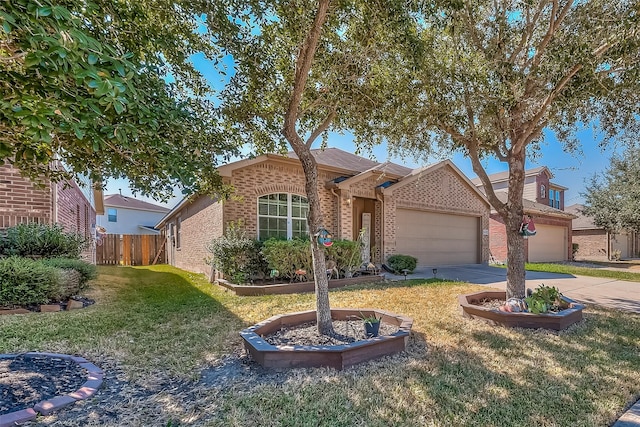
[88, 54, 99, 65]
[113, 100, 125, 114]
[2, 22, 11, 34]
[37, 7, 52, 17]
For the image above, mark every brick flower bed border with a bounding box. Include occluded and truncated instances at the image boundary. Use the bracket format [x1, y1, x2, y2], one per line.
[241, 308, 413, 369]
[0, 353, 103, 427]
[216, 274, 385, 296]
[458, 290, 585, 331]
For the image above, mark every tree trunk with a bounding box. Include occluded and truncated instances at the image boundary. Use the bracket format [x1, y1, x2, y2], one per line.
[293, 147, 334, 335]
[280, 0, 334, 335]
[502, 151, 527, 299]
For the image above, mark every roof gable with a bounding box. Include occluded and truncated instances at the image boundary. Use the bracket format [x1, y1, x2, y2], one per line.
[104, 194, 170, 212]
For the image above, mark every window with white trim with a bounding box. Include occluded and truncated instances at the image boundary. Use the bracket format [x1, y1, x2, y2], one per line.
[548, 189, 555, 207]
[540, 184, 546, 199]
[258, 193, 309, 240]
[555, 190, 560, 209]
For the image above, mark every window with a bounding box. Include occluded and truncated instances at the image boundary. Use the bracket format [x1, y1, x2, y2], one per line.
[258, 193, 309, 240]
[540, 184, 546, 199]
[107, 208, 117, 222]
[555, 190, 560, 209]
[548, 189, 554, 207]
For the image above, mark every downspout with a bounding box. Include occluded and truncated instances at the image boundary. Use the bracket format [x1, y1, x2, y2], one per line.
[376, 193, 384, 265]
[330, 188, 340, 239]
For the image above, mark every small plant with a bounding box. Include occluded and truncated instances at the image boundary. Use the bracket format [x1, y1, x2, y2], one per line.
[41, 258, 98, 292]
[0, 223, 88, 259]
[387, 254, 417, 274]
[206, 221, 267, 284]
[0, 256, 62, 306]
[359, 311, 381, 325]
[524, 284, 565, 314]
[572, 243, 579, 260]
[611, 249, 621, 261]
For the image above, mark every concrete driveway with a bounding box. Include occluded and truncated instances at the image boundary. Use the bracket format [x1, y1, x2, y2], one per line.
[408, 264, 640, 313]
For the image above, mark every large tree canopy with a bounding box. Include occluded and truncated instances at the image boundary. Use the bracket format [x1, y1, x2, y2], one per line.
[221, 0, 419, 334]
[0, 0, 248, 199]
[379, 0, 640, 298]
[582, 144, 640, 234]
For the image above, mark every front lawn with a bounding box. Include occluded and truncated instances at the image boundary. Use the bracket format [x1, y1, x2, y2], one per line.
[526, 262, 640, 282]
[1, 265, 639, 426]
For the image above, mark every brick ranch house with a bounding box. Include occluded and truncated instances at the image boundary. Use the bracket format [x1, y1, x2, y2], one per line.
[156, 148, 491, 278]
[567, 204, 639, 260]
[0, 163, 104, 263]
[472, 167, 576, 263]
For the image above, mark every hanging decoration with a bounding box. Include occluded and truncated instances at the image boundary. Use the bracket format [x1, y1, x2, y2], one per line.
[520, 215, 537, 237]
[316, 227, 333, 247]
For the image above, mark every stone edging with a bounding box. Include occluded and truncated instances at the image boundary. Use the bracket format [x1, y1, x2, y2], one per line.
[216, 274, 385, 296]
[0, 352, 103, 427]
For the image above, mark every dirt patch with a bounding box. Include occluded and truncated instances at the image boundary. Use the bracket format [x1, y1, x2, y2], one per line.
[262, 320, 399, 346]
[0, 354, 87, 415]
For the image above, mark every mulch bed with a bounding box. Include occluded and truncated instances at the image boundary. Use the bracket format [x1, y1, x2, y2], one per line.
[263, 320, 399, 346]
[0, 354, 88, 415]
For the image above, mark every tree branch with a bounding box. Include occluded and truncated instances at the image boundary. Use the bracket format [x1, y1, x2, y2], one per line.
[282, 0, 331, 145]
[305, 106, 337, 147]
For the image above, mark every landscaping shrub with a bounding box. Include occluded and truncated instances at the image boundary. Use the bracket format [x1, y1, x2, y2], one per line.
[41, 258, 97, 293]
[0, 223, 88, 259]
[0, 256, 62, 306]
[207, 222, 267, 284]
[387, 254, 418, 273]
[325, 239, 361, 277]
[261, 238, 313, 281]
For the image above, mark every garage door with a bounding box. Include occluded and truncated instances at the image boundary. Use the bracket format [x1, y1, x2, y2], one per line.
[396, 209, 480, 266]
[528, 224, 567, 262]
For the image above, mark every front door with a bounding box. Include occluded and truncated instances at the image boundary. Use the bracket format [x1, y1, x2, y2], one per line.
[352, 197, 376, 263]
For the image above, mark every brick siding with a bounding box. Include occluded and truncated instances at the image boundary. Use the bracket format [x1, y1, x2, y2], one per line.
[0, 163, 97, 262]
[167, 195, 223, 277]
[383, 164, 490, 262]
[572, 229, 608, 259]
[489, 213, 573, 263]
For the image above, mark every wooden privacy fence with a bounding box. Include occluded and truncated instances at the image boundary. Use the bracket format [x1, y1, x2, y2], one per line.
[97, 234, 166, 266]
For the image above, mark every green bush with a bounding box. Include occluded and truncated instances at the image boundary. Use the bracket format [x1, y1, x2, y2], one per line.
[525, 284, 565, 314]
[0, 256, 62, 306]
[206, 222, 267, 284]
[387, 254, 418, 274]
[0, 223, 88, 259]
[261, 238, 313, 281]
[41, 258, 97, 292]
[325, 239, 361, 277]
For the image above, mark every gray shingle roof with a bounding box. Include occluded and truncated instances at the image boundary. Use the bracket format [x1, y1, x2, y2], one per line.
[287, 148, 412, 176]
[104, 194, 170, 212]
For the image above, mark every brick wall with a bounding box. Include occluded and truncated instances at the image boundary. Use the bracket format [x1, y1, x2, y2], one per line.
[0, 164, 53, 228]
[572, 229, 608, 259]
[168, 196, 223, 277]
[489, 212, 573, 263]
[0, 163, 97, 262]
[224, 161, 340, 237]
[383, 164, 490, 262]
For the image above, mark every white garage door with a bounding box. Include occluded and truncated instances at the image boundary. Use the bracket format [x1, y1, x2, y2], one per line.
[396, 209, 480, 266]
[528, 224, 567, 262]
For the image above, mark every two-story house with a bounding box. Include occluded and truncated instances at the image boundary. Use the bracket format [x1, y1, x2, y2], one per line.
[472, 167, 576, 263]
[96, 194, 169, 235]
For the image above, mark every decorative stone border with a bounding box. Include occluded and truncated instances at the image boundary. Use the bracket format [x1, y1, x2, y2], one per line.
[0, 352, 103, 427]
[216, 274, 385, 296]
[458, 290, 585, 331]
[241, 308, 413, 369]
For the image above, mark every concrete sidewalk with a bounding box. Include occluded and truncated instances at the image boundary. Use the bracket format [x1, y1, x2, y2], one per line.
[407, 264, 640, 313]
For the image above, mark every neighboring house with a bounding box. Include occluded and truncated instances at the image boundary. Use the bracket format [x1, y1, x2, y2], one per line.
[472, 167, 576, 263]
[0, 163, 104, 263]
[96, 194, 170, 235]
[566, 203, 639, 260]
[156, 148, 491, 278]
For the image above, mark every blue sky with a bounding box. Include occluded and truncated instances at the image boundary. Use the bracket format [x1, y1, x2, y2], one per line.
[105, 51, 620, 209]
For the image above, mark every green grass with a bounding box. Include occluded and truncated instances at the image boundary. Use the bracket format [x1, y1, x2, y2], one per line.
[1, 265, 639, 426]
[524, 262, 640, 282]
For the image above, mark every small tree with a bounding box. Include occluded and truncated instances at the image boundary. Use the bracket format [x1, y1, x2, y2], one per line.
[582, 144, 640, 237]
